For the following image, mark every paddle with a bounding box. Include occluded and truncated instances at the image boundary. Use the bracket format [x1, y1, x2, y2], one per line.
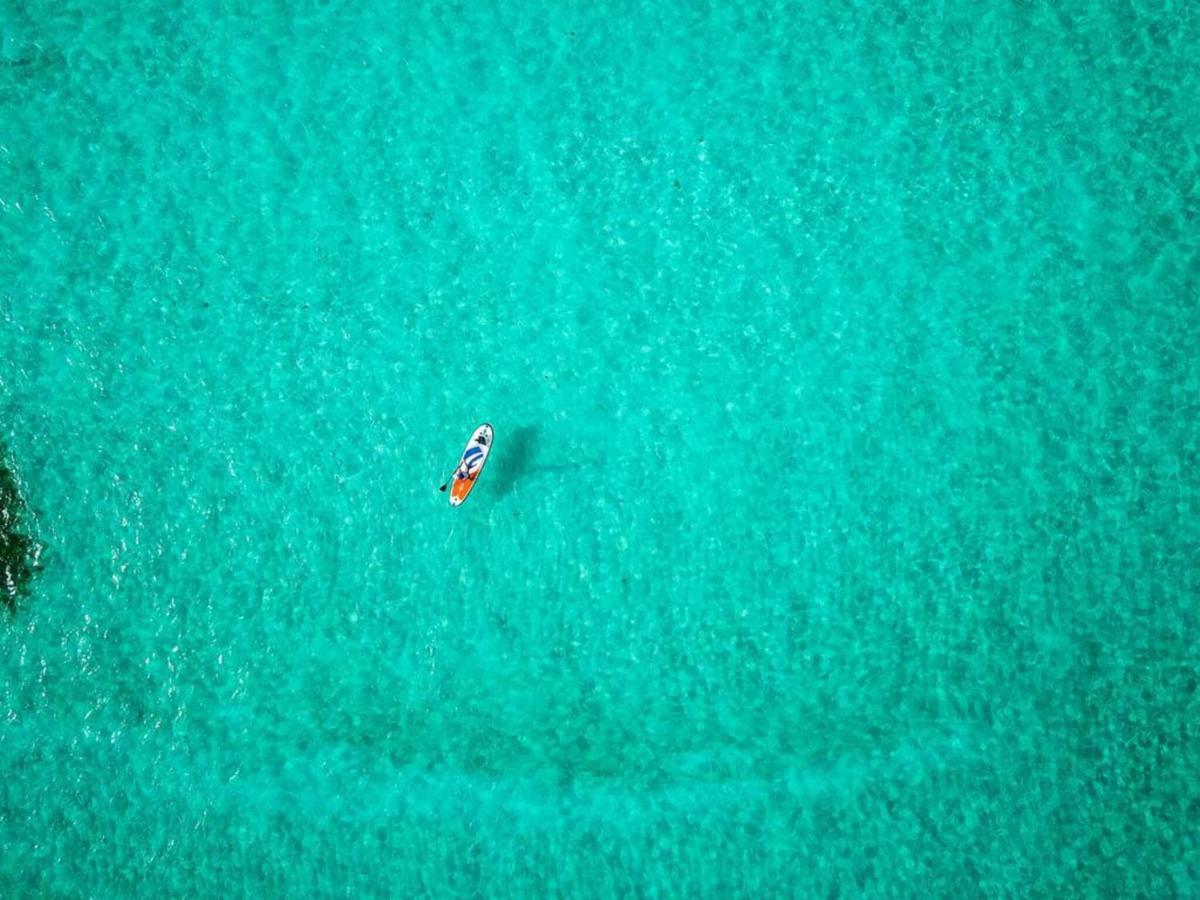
[439, 463, 462, 492]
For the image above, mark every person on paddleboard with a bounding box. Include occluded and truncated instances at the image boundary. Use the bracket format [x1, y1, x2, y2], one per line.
[455, 441, 486, 481]
[439, 423, 494, 504]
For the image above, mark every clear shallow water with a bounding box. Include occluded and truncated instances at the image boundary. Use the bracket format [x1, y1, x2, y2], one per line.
[2, 0, 1198, 895]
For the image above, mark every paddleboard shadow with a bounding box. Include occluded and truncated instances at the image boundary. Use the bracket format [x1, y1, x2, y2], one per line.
[491, 425, 601, 499]
[491, 425, 537, 499]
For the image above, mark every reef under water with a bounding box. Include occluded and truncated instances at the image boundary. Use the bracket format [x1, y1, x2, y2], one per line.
[0, 449, 39, 609]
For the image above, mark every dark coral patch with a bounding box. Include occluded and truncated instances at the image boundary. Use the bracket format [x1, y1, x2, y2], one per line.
[1, 453, 39, 610]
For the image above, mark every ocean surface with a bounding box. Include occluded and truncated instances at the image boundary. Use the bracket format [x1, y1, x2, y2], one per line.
[2, 0, 1198, 896]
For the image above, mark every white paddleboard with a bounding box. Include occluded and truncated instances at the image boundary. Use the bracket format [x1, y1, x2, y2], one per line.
[448, 423, 493, 507]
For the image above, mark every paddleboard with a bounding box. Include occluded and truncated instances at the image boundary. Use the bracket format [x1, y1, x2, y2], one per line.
[449, 423, 493, 507]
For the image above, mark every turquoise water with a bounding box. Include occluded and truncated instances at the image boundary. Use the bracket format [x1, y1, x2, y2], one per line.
[2, 0, 1199, 895]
